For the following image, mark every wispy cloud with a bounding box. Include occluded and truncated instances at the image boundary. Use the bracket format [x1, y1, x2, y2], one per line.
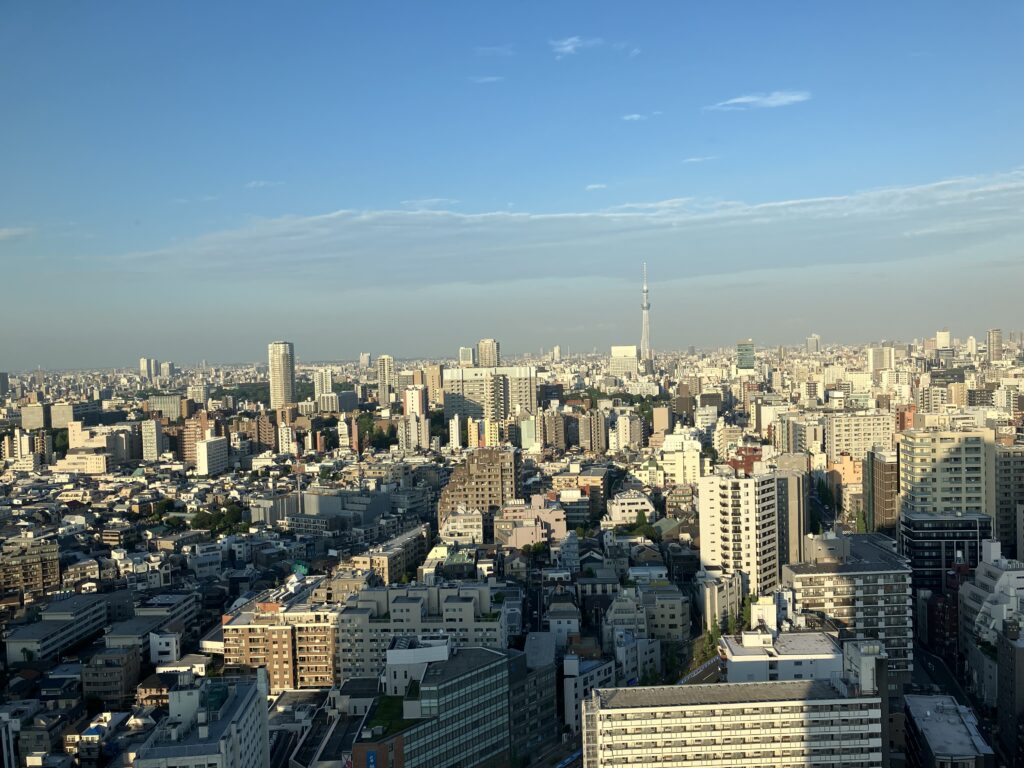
[585, 184, 608, 191]
[683, 156, 717, 164]
[122, 171, 1024, 296]
[705, 90, 811, 111]
[469, 76, 504, 84]
[622, 113, 648, 122]
[474, 44, 514, 57]
[245, 180, 283, 189]
[628, 48, 641, 58]
[0, 227, 31, 241]
[401, 198, 460, 210]
[549, 36, 603, 58]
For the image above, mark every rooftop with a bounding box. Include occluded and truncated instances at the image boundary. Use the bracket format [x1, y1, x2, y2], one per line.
[420, 647, 507, 688]
[722, 631, 841, 660]
[594, 680, 852, 709]
[905, 695, 993, 759]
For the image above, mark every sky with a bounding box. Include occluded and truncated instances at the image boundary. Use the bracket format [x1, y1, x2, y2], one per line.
[1, 1, 1023, 369]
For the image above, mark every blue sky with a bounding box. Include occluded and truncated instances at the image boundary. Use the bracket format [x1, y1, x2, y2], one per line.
[2, 2, 1022, 368]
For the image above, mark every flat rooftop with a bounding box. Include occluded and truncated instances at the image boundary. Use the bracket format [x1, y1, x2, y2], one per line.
[420, 647, 507, 687]
[906, 695, 993, 759]
[594, 680, 851, 710]
[786, 534, 910, 576]
[723, 631, 840, 659]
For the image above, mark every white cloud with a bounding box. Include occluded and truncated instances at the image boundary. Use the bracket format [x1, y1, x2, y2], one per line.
[683, 156, 717, 163]
[246, 180, 283, 189]
[474, 44, 514, 56]
[622, 114, 648, 121]
[549, 36, 603, 58]
[585, 184, 608, 191]
[705, 90, 811, 111]
[119, 170, 1024, 305]
[0, 227, 31, 241]
[469, 76, 504, 84]
[629, 48, 641, 58]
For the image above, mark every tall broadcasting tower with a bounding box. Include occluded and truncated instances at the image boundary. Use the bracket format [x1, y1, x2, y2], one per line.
[640, 262, 652, 363]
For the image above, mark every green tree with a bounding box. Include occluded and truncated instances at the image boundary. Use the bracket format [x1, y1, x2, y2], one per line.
[635, 511, 648, 527]
[727, 610, 739, 636]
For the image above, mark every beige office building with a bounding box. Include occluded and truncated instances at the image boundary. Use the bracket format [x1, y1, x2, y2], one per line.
[897, 428, 995, 518]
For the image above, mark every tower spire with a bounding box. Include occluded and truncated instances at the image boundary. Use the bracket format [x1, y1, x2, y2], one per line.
[640, 262, 652, 365]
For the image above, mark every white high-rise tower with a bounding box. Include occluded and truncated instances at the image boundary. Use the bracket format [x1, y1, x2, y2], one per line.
[640, 262, 652, 365]
[268, 341, 295, 410]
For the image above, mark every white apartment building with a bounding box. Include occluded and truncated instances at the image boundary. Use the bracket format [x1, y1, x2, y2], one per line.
[268, 341, 295, 410]
[603, 489, 657, 528]
[337, 583, 511, 682]
[720, 630, 842, 683]
[196, 436, 229, 476]
[824, 411, 894, 463]
[134, 675, 269, 768]
[582, 680, 883, 768]
[697, 468, 780, 595]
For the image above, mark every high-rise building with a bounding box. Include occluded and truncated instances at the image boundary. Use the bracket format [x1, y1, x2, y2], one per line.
[358, 352, 371, 368]
[423, 363, 444, 407]
[697, 467, 782, 596]
[996, 620, 1024, 764]
[639, 262, 652, 365]
[458, 345, 477, 367]
[477, 338, 501, 368]
[376, 354, 396, 403]
[736, 339, 755, 370]
[992, 443, 1024, 559]
[313, 367, 333, 398]
[863, 448, 900, 532]
[582, 681, 884, 768]
[898, 428, 995, 520]
[141, 419, 164, 461]
[987, 328, 1003, 363]
[267, 341, 295, 410]
[196, 436, 229, 476]
[805, 333, 821, 354]
[579, 409, 608, 453]
[437, 447, 522, 534]
[442, 366, 537, 421]
[935, 328, 952, 350]
[0, 371, 9, 395]
[824, 411, 895, 463]
[900, 509, 992, 593]
[608, 345, 640, 378]
[866, 345, 895, 373]
[783, 532, 914, 691]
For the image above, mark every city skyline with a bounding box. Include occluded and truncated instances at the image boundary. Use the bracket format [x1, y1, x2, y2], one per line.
[2, 2, 1023, 368]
